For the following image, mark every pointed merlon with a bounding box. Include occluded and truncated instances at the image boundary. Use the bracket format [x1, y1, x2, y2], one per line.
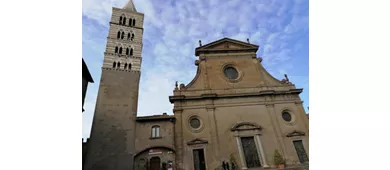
[123, 0, 137, 12]
[199, 40, 202, 47]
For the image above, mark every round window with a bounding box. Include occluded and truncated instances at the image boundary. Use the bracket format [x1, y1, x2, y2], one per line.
[282, 112, 292, 122]
[190, 117, 201, 129]
[224, 67, 239, 80]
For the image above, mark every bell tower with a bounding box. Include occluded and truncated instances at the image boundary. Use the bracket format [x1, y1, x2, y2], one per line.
[84, 1, 144, 170]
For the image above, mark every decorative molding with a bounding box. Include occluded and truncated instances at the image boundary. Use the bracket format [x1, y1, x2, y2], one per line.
[187, 138, 208, 145]
[172, 108, 183, 112]
[183, 66, 201, 89]
[101, 67, 140, 73]
[104, 52, 142, 59]
[205, 104, 215, 110]
[220, 63, 244, 83]
[286, 130, 306, 137]
[195, 38, 259, 56]
[231, 122, 262, 131]
[295, 101, 304, 104]
[168, 89, 303, 103]
[187, 114, 205, 133]
[109, 22, 144, 30]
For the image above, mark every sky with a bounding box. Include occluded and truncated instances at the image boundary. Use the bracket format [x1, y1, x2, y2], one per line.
[82, 0, 309, 139]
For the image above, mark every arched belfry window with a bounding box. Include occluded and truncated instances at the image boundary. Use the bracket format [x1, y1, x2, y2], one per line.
[119, 16, 122, 24]
[119, 47, 122, 54]
[117, 62, 121, 68]
[124, 63, 128, 69]
[133, 19, 136, 26]
[151, 125, 160, 138]
[126, 48, 129, 55]
[123, 17, 126, 25]
[130, 48, 133, 56]
[115, 46, 118, 53]
[127, 33, 130, 40]
[121, 32, 124, 39]
[129, 18, 133, 26]
[113, 62, 116, 68]
[128, 63, 132, 70]
[131, 33, 134, 41]
[117, 31, 121, 39]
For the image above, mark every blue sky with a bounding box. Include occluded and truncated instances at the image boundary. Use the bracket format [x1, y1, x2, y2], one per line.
[82, 0, 309, 139]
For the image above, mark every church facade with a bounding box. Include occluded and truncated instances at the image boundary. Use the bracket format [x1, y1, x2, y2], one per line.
[83, 1, 309, 170]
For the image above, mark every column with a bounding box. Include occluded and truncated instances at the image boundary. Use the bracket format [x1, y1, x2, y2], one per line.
[235, 136, 247, 170]
[255, 135, 269, 167]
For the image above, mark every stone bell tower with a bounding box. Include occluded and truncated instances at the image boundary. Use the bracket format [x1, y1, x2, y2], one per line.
[84, 1, 144, 170]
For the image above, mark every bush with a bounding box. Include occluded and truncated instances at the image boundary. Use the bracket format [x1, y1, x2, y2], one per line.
[273, 149, 285, 165]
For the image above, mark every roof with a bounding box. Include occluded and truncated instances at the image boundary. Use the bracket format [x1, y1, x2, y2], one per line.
[123, 0, 137, 12]
[136, 115, 175, 122]
[82, 58, 94, 83]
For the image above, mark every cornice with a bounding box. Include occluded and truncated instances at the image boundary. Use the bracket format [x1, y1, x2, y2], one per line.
[169, 89, 303, 103]
[104, 52, 142, 59]
[109, 22, 144, 30]
[107, 37, 143, 45]
[102, 67, 140, 73]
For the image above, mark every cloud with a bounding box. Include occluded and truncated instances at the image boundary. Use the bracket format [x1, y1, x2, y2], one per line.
[82, 0, 309, 138]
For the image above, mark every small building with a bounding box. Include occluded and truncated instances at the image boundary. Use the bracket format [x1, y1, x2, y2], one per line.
[82, 58, 94, 112]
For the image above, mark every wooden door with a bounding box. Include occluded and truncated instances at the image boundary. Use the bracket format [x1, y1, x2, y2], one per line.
[150, 157, 161, 170]
[193, 149, 206, 170]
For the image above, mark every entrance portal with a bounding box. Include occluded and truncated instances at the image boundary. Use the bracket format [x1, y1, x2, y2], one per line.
[150, 157, 161, 170]
[241, 136, 261, 168]
[293, 140, 309, 163]
[193, 148, 206, 170]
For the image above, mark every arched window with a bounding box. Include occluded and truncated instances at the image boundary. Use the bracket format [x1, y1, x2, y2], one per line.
[119, 47, 122, 54]
[119, 16, 122, 24]
[129, 18, 133, 26]
[131, 33, 134, 41]
[133, 19, 136, 26]
[127, 33, 130, 40]
[117, 31, 121, 39]
[126, 48, 129, 55]
[130, 48, 133, 56]
[124, 63, 128, 69]
[123, 17, 126, 25]
[115, 46, 118, 53]
[151, 126, 160, 138]
[117, 62, 121, 68]
[113, 62, 116, 68]
[128, 63, 132, 70]
[121, 32, 124, 39]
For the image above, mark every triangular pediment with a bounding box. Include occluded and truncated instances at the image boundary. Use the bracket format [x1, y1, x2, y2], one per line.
[187, 138, 208, 145]
[195, 38, 259, 56]
[286, 130, 306, 137]
[230, 122, 262, 131]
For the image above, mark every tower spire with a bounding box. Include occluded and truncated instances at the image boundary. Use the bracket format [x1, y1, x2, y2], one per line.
[123, 0, 137, 12]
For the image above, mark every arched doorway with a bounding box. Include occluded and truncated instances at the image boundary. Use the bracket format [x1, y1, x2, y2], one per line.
[150, 157, 161, 170]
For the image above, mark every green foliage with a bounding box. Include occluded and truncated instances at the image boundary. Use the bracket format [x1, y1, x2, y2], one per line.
[229, 154, 236, 164]
[273, 149, 285, 165]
